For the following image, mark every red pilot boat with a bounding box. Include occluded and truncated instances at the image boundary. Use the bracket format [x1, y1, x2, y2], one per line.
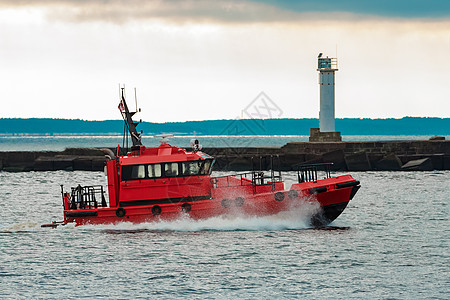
[42, 88, 360, 228]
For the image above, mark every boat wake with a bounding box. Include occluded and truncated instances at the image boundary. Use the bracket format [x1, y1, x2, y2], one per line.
[4, 200, 352, 233]
[77, 201, 322, 232]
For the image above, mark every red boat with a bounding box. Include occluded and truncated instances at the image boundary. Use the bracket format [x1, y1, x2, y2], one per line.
[42, 88, 360, 228]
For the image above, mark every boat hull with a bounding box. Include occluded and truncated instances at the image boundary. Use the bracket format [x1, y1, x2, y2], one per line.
[57, 176, 360, 228]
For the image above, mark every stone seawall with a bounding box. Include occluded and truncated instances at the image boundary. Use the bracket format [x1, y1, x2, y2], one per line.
[206, 140, 450, 171]
[0, 140, 449, 172]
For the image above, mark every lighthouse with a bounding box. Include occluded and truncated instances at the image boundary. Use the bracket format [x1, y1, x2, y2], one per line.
[309, 53, 342, 142]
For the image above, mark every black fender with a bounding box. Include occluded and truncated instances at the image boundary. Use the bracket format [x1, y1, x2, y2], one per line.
[288, 190, 299, 199]
[221, 199, 231, 208]
[274, 192, 285, 202]
[309, 186, 327, 194]
[181, 202, 191, 213]
[152, 205, 162, 216]
[116, 207, 126, 217]
[336, 181, 360, 189]
[234, 197, 244, 207]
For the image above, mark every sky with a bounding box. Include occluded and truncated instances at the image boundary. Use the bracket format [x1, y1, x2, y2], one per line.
[0, 0, 449, 122]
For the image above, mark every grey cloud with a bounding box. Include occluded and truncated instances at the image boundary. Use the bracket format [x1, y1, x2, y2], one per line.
[0, 0, 301, 24]
[0, 0, 448, 24]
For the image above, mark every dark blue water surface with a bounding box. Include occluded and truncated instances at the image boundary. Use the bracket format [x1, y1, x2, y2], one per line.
[1, 134, 448, 151]
[0, 170, 448, 299]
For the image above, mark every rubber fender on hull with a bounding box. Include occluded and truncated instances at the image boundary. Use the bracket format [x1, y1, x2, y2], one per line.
[152, 205, 162, 216]
[274, 192, 285, 202]
[234, 197, 244, 207]
[309, 186, 327, 194]
[336, 181, 360, 189]
[288, 190, 298, 199]
[181, 202, 191, 213]
[221, 199, 231, 208]
[116, 207, 126, 217]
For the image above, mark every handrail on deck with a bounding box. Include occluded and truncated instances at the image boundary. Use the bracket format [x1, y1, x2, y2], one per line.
[211, 170, 282, 194]
[69, 185, 107, 209]
[295, 163, 333, 183]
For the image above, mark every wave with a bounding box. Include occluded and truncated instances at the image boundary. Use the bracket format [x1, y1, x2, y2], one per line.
[78, 203, 320, 232]
[2, 200, 321, 233]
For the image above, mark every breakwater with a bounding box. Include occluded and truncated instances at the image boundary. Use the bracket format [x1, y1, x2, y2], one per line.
[0, 139, 449, 172]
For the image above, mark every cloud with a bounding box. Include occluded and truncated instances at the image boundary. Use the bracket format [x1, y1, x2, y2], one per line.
[1, 0, 449, 24]
[0, 0, 290, 24]
[1, 0, 449, 120]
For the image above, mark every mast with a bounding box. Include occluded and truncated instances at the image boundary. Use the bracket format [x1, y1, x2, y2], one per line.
[118, 87, 142, 146]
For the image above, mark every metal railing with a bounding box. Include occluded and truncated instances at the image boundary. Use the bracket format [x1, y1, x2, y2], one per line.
[296, 163, 333, 183]
[211, 170, 282, 194]
[210, 155, 282, 194]
[69, 185, 107, 209]
[318, 57, 338, 70]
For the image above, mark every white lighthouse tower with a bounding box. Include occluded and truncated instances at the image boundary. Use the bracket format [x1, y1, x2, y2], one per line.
[318, 54, 337, 132]
[309, 53, 342, 142]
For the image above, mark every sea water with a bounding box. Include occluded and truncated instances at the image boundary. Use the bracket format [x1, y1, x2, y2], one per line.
[1, 134, 448, 151]
[0, 170, 448, 299]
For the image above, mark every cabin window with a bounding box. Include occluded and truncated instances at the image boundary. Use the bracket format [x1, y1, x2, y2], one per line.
[199, 159, 213, 175]
[121, 164, 145, 181]
[164, 162, 179, 177]
[121, 165, 132, 181]
[148, 164, 162, 178]
[182, 161, 200, 176]
[135, 165, 145, 179]
[180, 159, 213, 176]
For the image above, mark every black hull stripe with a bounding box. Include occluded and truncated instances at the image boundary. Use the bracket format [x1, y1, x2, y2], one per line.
[336, 181, 360, 189]
[309, 186, 327, 194]
[66, 211, 98, 217]
[119, 195, 211, 207]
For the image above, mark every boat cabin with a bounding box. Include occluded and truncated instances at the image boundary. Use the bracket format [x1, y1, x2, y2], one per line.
[105, 144, 214, 208]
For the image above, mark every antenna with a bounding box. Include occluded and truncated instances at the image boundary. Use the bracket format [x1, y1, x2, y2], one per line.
[134, 87, 138, 112]
[118, 84, 142, 147]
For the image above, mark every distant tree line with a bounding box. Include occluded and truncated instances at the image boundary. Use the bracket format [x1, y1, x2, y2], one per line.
[0, 117, 449, 136]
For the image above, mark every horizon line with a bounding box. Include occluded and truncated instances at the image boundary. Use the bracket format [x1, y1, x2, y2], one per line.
[1, 116, 449, 123]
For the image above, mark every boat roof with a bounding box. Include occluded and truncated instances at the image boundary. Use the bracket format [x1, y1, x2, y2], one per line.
[119, 144, 213, 165]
